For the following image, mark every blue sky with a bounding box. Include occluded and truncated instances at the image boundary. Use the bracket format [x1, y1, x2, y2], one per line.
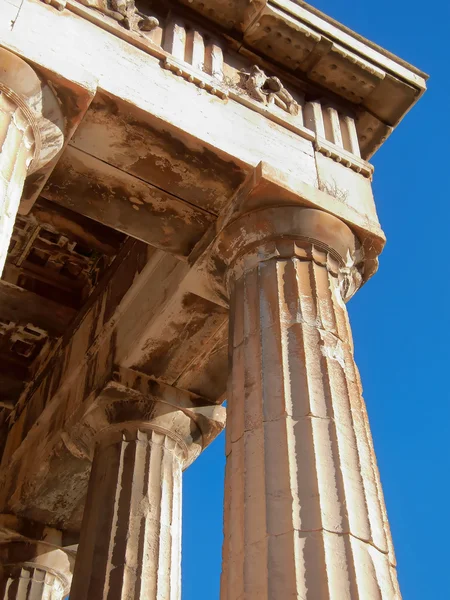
[182, 1, 450, 598]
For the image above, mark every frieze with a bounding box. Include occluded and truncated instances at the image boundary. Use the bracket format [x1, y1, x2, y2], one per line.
[240, 65, 299, 116]
[37, 0, 374, 171]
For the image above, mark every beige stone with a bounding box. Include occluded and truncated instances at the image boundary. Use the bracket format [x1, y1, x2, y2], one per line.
[70, 427, 184, 600]
[68, 379, 225, 599]
[0, 1, 427, 597]
[0, 525, 74, 599]
[1, 564, 66, 599]
[0, 49, 62, 275]
[219, 207, 400, 599]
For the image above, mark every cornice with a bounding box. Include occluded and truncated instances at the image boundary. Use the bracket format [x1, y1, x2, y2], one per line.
[176, 0, 428, 157]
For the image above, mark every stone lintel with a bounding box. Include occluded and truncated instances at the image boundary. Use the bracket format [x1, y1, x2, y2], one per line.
[2, 0, 426, 173]
[0, 514, 76, 549]
[0, 280, 76, 337]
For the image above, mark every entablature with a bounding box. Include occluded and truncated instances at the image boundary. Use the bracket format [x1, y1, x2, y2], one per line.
[10, 0, 427, 164]
[177, 0, 428, 157]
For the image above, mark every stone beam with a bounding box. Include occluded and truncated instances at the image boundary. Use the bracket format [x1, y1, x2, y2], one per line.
[66, 93, 246, 215]
[0, 281, 76, 337]
[42, 145, 217, 259]
[114, 252, 228, 390]
[0, 234, 230, 528]
[0, 0, 325, 190]
[28, 198, 125, 257]
[0, 0, 416, 260]
[0, 0, 427, 214]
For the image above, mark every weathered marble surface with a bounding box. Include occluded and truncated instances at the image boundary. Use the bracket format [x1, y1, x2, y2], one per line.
[0, 0, 426, 597]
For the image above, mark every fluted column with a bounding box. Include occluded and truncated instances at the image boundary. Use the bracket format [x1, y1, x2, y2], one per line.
[70, 423, 186, 600]
[0, 48, 63, 275]
[219, 207, 400, 599]
[0, 533, 72, 600]
[0, 564, 66, 600]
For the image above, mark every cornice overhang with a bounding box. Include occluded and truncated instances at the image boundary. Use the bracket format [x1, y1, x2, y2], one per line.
[176, 0, 428, 158]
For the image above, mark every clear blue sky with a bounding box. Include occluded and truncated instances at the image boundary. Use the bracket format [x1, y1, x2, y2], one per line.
[182, 1, 450, 598]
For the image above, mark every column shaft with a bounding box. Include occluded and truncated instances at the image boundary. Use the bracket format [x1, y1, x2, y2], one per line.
[0, 87, 36, 274]
[0, 564, 65, 600]
[222, 241, 400, 599]
[70, 427, 184, 600]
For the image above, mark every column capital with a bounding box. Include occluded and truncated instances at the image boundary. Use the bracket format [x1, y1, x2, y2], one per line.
[0, 562, 69, 597]
[94, 419, 192, 465]
[0, 48, 65, 275]
[217, 206, 364, 302]
[0, 521, 74, 598]
[68, 373, 224, 600]
[0, 47, 64, 174]
[64, 373, 226, 469]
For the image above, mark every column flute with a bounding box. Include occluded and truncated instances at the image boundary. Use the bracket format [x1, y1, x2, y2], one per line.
[0, 530, 73, 600]
[68, 382, 225, 600]
[219, 206, 400, 599]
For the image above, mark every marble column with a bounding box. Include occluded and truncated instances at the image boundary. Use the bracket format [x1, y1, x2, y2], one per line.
[69, 421, 189, 600]
[0, 50, 40, 275]
[219, 207, 400, 599]
[0, 48, 63, 275]
[0, 533, 72, 600]
[0, 563, 66, 600]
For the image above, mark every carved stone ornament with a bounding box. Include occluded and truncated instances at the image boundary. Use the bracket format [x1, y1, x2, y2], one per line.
[76, 0, 159, 32]
[241, 65, 299, 116]
[41, 0, 67, 11]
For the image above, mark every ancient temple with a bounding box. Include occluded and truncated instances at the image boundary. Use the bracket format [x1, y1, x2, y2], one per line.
[0, 0, 426, 598]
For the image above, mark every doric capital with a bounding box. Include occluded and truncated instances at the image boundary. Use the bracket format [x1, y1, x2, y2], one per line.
[92, 414, 199, 468]
[0, 562, 68, 598]
[96, 424, 188, 461]
[217, 206, 364, 301]
[64, 373, 226, 469]
[0, 523, 74, 598]
[0, 47, 64, 174]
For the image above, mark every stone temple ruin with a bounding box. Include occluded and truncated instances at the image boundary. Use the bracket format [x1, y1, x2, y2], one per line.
[0, 0, 426, 598]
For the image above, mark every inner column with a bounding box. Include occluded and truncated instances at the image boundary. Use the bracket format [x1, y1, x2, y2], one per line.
[69, 425, 184, 600]
[220, 207, 400, 600]
[0, 535, 72, 600]
[0, 564, 66, 600]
